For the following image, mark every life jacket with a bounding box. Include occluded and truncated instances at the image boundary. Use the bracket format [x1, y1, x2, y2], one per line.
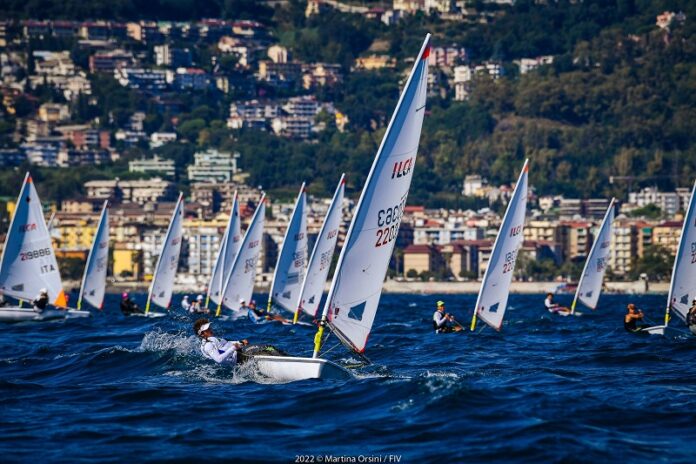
[687, 307, 696, 326]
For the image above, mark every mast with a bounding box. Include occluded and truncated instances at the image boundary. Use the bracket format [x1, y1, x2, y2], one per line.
[571, 198, 615, 314]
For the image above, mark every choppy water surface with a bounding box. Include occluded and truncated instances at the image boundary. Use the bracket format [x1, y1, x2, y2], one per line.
[1, 293, 695, 463]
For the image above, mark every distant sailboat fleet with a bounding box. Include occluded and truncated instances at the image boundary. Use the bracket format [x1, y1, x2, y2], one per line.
[1, 35, 695, 380]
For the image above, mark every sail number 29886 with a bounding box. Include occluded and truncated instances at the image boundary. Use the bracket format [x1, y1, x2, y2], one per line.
[375, 201, 405, 248]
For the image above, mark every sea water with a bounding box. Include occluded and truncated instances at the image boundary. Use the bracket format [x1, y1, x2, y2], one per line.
[1, 293, 694, 462]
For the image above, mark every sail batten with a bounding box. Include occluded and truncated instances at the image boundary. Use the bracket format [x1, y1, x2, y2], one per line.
[572, 199, 615, 312]
[474, 160, 529, 331]
[221, 195, 266, 313]
[0, 173, 66, 307]
[78, 201, 109, 310]
[319, 34, 431, 354]
[666, 180, 696, 324]
[297, 175, 345, 318]
[146, 193, 184, 313]
[269, 184, 308, 314]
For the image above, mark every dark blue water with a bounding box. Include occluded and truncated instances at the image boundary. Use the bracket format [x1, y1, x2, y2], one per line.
[1, 293, 694, 463]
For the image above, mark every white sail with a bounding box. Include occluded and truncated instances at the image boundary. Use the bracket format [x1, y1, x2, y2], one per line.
[77, 201, 109, 310]
[474, 160, 529, 331]
[0, 173, 67, 307]
[269, 184, 308, 313]
[146, 193, 184, 313]
[297, 175, 345, 318]
[221, 195, 266, 313]
[666, 180, 696, 323]
[321, 35, 430, 353]
[572, 199, 615, 312]
[206, 193, 242, 308]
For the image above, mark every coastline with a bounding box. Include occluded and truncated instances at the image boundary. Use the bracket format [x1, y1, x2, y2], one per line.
[87, 280, 669, 295]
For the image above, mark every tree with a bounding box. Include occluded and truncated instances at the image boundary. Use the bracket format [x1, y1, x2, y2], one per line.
[630, 245, 674, 281]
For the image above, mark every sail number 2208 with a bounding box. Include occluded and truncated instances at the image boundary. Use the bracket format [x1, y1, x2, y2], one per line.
[375, 201, 405, 248]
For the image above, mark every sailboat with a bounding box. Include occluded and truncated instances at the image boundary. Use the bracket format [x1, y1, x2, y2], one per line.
[142, 193, 184, 318]
[267, 183, 308, 319]
[249, 34, 431, 381]
[205, 192, 241, 312]
[640, 179, 696, 335]
[568, 198, 615, 316]
[0, 173, 69, 321]
[75, 200, 109, 312]
[219, 194, 266, 317]
[293, 174, 345, 323]
[469, 159, 529, 332]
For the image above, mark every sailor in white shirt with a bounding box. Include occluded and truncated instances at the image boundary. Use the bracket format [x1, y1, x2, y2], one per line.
[544, 293, 570, 314]
[194, 318, 248, 364]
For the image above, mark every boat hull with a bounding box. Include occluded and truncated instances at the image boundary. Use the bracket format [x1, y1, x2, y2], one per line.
[66, 309, 91, 318]
[251, 355, 352, 381]
[129, 312, 167, 318]
[640, 325, 665, 335]
[0, 307, 67, 322]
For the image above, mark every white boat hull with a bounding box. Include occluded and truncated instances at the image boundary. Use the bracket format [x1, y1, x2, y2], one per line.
[640, 325, 665, 335]
[0, 307, 67, 322]
[129, 312, 167, 318]
[66, 309, 91, 318]
[251, 355, 352, 381]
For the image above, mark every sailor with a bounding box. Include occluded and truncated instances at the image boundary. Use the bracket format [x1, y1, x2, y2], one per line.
[32, 288, 49, 312]
[686, 299, 696, 336]
[239, 298, 250, 312]
[181, 295, 191, 312]
[248, 300, 266, 319]
[194, 318, 248, 364]
[544, 293, 570, 314]
[189, 295, 208, 314]
[433, 300, 456, 333]
[624, 303, 648, 332]
[120, 292, 143, 315]
[0, 292, 6, 307]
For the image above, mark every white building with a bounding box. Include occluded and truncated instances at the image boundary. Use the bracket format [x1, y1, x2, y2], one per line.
[517, 56, 554, 74]
[150, 132, 177, 148]
[129, 155, 176, 177]
[187, 149, 240, 182]
[628, 187, 691, 216]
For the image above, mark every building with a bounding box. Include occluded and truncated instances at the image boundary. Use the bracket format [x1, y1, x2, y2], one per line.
[353, 55, 396, 70]
[154, 44, 192, 67]
[129, 155, 176, 177]
[84, 178, 177, 204]
[561, 221, 592, 261]
[271, 116, 312, 139]
[609, 219, 638, 276]
[38, 103, 70, 123]
[22, 143, 61, 167]
[184, 216, 229, 277]
[89, 49, 136, 73]
[187, 149, 239, 183]
[150, 132, 177, 148]
[114, 68, 167, 92]
[267, 45, 290, 63]
[169, 67, 210, 91]
[126, 21, 162, 43]
[652, 221, 682, 256]
[628, 187, 690, 216]
[302, 63, 342, 89]
[258, 61, 302, 84]
[0, 148, 26, 167]
[55, 125, 110, 149]
[403, 244, 445, 277]
[227, 100, 281, 130]
[517, 56, 554, 74]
